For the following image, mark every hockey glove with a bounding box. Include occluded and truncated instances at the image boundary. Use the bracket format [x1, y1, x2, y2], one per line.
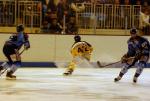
[121, 54, 129, 63]
[135, 52, 142, 60]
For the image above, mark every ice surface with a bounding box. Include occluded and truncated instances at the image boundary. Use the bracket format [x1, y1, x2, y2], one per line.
[0, 68, 150, 101]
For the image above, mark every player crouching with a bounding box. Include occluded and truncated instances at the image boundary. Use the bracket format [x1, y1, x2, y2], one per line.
[0, 24, 30, 80]
[63, 35, 93, 75]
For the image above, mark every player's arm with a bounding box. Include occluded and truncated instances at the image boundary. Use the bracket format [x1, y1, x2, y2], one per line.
[140, 38, 150, 55]
[83, 41, 93, 53]
[23, 33, 30, 50]
[121, 41, 135, 63]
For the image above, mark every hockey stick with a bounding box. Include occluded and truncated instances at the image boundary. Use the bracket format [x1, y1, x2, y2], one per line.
[97, 57, 135, 68]
[19, 48, 26, 55]
[0, 68, 8, 76]
[97, 61, 120, 68]
[0, 49, 26, 76]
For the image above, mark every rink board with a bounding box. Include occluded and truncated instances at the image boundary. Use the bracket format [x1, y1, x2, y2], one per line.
[0, 34, 150, 68]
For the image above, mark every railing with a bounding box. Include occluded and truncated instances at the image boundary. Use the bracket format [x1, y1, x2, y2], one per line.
[0, 0, 16, 26]
[0, 0, 41, 32]
[17, 1, 42, 28]
[76, 3, 141, 29]
[0, 1, 142, 34]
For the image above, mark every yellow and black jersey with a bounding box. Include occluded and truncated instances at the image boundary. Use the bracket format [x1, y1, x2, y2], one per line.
[71, 41, 93, 57]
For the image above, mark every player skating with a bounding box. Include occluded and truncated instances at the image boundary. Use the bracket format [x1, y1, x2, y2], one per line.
[0, 24, 30, 79]
[63, 35, 93, 75]
[114, 28, 150, 83]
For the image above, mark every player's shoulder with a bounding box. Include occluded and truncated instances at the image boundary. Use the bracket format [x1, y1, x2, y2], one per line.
[72, 42, 83, 47]
[128, 36, 134, 42]
[81, 41, 92, 47]
[9, 33, 17, 41]
[140, 36, 148, 41]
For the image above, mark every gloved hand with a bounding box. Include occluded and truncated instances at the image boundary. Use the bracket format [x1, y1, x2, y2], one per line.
[24, 42, 30, 50]
[135, 52, 142, 60]
[121, 54, 129, 63]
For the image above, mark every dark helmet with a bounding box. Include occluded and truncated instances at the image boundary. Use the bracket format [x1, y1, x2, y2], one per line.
[74, 35, 81, 42]
[17, 24, 24, 32]
[130, 28, 137, 34]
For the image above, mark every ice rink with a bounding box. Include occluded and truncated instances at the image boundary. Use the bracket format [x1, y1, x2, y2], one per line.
[0, 68, 150, 101]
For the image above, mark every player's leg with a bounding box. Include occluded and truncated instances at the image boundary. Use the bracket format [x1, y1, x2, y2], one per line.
[0, 45, 14, 73]
[133, 55, 148, 83]
[63, 61, 76, 75]
[6, 60, 21, 80]
[5, 49, 21, 79]
[82, 53, 91, 61]
[114, 63, 130, 82]
[3, 45, 21, 79]
[63, 55, 85, 75]
[63, 53, 91, 76]
[114, 58, 135, 82]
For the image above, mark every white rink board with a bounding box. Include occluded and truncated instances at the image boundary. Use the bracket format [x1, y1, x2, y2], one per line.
[0, 34, 150, 63]
[0, 68, 150, 101]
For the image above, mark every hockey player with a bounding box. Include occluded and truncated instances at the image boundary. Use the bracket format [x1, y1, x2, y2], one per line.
[63, 35, 93, 75]
[114, 28, 150, 83]
[0, 24, 30, 79]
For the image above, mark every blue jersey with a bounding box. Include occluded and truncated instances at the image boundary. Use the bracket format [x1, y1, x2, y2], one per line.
[127, 36, 150, 57]
[6, 32, 30, 50]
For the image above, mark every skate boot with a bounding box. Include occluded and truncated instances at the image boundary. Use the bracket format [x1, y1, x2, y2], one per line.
[63, 69, 73, 76]
[0, 66, 3, 72]
[133, 77, 137, 83]
[114, 76, 122, 82]
[6, 71, 16, 80]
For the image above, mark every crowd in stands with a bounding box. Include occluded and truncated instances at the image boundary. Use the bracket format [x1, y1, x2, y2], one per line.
[40, 0, 150, 34]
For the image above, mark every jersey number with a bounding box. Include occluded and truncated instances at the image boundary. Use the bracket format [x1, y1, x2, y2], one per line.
[78, 46, 88, 53]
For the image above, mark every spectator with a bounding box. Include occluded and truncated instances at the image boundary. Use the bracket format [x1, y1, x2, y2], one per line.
[49, 18, 63, 33]
[66, 16, 78, 34]
[139, 7, 150, 35]
[136, 0, 141, 5]
[41, 20, 49, 33]
[57, 0, 70, 25]
[130, 0, 137, 5]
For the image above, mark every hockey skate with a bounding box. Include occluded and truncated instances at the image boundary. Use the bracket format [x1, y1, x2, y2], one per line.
[114, 76, 122, 82]
[133, 77, 137, 83]
[0, 66, 3, 72]
[63, 69, 73, 76]
[6, 71, 16, 80]
[0, 66, 5, 76]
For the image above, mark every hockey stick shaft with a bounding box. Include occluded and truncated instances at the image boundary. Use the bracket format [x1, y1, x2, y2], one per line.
[97, 57, 135, 68]
[19, 48, 26, 55]
[0, 68, 8, 76]
[97, 61, 120, 68]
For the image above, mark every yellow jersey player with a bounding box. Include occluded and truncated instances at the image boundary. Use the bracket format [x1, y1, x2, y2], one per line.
[63, 35, 93, 75]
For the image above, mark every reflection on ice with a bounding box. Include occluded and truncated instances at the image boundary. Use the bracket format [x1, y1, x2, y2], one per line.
[0, 68, 150, 101]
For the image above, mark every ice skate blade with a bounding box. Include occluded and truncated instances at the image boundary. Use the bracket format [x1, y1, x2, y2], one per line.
[6, 77, 16, 80]
[63, 73, 72, 76]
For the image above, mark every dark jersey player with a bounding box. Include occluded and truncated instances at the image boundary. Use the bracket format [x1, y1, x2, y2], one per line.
[114, 28, 150, 83]
[0, 24, 30, 79]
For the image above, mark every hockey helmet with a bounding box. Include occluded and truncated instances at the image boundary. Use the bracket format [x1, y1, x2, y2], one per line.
[17, 24, 24, 32]
[130, 28, 137, 34]
[74, 35, 81, 42]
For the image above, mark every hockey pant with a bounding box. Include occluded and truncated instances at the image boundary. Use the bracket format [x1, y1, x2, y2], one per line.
[120, 55, 148, 78]
[65, 53, 91, 73]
